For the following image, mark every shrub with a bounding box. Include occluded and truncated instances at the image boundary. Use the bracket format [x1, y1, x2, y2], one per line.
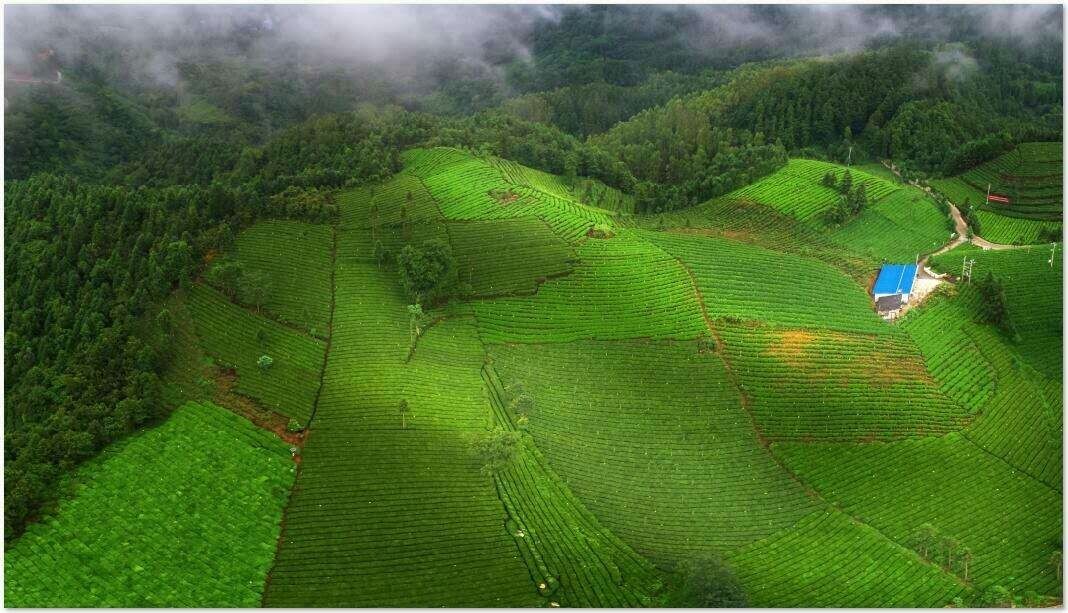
[673, 553, 748, 607]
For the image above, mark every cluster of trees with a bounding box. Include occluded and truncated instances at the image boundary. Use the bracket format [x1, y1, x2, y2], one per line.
[821, 171, 869, 225]
[974, 272, 1018, 339]
[670, 554, 748, 607]
[908, 523, 973, 581]
[501, 71, 728, 138]
[265, 187, 338, 224]
[396, 239, 457, 305]
[4, 104, 431, 539]
[3, 176, 254, 539]
[941, 132, 1014, 177]
[960, 199, 984, 237]
[204, 260, 275, 314]
[592, 88, 790, 211]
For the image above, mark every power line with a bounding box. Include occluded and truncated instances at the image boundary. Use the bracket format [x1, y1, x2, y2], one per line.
[961, 257, 975, 283]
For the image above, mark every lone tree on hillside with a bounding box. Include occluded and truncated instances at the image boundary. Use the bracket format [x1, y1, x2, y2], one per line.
[821, 171, 837, 188]
[241, 270, 273, 313]
[373, 240, 394, 269]
[839, 169, 854, 195]
[1051, 550, 1063, 581]
[674, 553, 748, 607]
[959, 546, 973, 581]
[257, 355, 274, 371]
[398, 399, 411, 429]
[851, 182, 868, 214]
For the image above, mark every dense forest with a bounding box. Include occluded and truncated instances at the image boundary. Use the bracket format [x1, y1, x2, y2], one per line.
[4, 4, 1063, 540]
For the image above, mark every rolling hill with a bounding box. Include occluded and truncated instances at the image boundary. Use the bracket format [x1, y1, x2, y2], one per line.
[931, 142, 1063, 245]
[5, 148, 1061, 607]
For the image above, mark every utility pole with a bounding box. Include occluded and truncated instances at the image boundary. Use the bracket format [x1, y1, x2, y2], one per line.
[1049, 242, 1057, 268]
[847, 146, 853, 167]
[962, 257, 975, 283]
[986, 183, 991, 206]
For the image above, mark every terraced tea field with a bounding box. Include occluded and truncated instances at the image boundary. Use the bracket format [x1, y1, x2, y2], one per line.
[931, 142, 1063, 244]
[4, 402, 294, 607]
[637, 229, 886, 334]
[449, 217, 575, 296]
[727, 159, 901, 223]
[930, 243, 1062, 378]
[229, 220, 334, 336]
[829, 188, 953, 261]
[775, 433, 1062, 595]
[185, 284, 324, 423]
[489, 340, 817, 561]
[474, 233, 707, 343]
[718, 323, 969, 440]
[730, 510, 967, 607]
[8, 147, 1061, 608]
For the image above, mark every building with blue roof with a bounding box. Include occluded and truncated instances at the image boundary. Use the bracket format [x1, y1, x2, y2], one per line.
[872, 263, 918, 314]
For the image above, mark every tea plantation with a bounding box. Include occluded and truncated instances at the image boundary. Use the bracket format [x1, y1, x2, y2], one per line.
[8, 148, 1061, 607]
[4, 402, 295, 607]
[931, 142, 1063, 245]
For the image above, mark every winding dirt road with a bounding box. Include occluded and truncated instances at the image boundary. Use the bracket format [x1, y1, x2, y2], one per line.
[880, 160, 1026, 253]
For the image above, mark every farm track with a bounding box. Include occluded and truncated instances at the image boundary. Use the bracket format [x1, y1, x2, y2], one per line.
[881, 160, 1029, 252]
[262, 223, 337, 605]
[305, 224, 339, 429]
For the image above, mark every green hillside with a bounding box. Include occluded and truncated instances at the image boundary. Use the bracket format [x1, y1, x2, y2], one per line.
[727, 159, 901, 223]
[931, 142, 1063, 244]
[7, 147, 1062, 608]
[4, 402, 294, 607]
[930, 243, 1062, 378]
[5, 8, 1062, 608]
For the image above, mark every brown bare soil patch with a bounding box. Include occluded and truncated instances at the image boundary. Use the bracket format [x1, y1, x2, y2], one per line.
[489, 188, 520, 206]
[765, 329, 818, 367]
[212, 367, 305, 446]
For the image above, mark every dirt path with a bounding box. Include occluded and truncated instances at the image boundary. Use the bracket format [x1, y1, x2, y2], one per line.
[880, 160, 1027, 253]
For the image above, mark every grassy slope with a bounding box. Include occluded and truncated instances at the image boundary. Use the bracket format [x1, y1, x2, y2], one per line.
[4, 402, 294, 607]
[637, 229, 886, 334]
[449, 217, 575, 297]
[474, 233, 707, 343]
[730, 509, 966, 607]
[728, 159, 901, 223]
[717, 322, 969, 440]
[901, 287, 1062, 490]
[484, 364, 666, 607]
[829, 188, 953, 261]
[263, 221, 539, 606]
[168, 148, 1057, 607]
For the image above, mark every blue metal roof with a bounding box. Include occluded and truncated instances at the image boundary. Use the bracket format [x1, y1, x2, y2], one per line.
[873, 264, 918, 296]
